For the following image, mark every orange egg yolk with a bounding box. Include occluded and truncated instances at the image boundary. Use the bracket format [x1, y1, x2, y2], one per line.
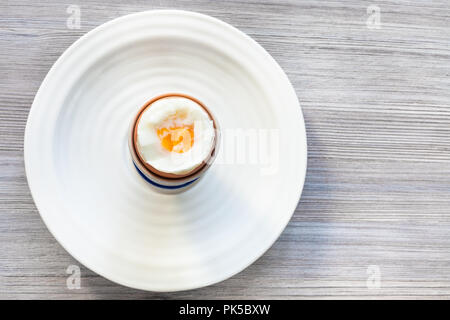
[156, 125, 194, 153]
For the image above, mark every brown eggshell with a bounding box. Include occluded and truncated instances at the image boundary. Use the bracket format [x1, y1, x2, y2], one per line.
[132, 93, 218, 180]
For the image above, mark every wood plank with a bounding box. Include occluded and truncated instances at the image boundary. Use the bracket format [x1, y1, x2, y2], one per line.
[1, 0, 450, 299]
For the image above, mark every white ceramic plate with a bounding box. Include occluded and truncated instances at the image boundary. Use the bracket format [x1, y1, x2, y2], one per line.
[25, 10, 307, 292]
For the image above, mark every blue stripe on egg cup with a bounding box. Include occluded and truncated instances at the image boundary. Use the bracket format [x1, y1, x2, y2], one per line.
[133, 162, 198, 189]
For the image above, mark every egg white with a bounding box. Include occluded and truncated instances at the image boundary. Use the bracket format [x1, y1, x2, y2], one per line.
[136, 97, 215, 175]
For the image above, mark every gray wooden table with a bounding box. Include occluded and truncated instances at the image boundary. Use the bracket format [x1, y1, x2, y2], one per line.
[1, 0, 450, 299]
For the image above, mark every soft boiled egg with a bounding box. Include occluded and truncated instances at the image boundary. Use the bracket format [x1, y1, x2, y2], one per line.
[135, 96, 215, 176]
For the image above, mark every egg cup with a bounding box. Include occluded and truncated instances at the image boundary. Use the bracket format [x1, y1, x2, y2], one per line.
[129, 93, 220, 190]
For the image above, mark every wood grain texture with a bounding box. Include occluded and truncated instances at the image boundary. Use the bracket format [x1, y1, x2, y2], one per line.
[1, 0, 450, 299]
